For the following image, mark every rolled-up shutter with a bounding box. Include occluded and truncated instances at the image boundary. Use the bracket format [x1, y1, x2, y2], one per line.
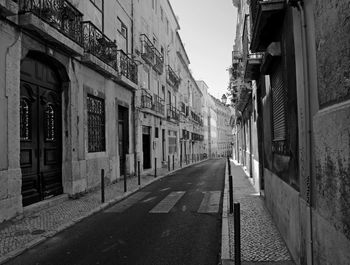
[271, 63, 287, 142]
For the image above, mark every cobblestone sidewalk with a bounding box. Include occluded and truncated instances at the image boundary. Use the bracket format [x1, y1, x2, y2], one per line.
[0, 166, 173, 264]
[227, 161, 295, 265]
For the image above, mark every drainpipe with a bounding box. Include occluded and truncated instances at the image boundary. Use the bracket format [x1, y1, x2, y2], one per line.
[290, 1, 314, 264]
[131, 0, 138, 176]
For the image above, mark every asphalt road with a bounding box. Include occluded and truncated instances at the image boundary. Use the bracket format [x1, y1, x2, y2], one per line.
[6, 159, 225, 265]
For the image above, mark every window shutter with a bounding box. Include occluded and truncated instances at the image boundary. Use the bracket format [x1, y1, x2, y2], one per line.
[271, 63, 287, 142]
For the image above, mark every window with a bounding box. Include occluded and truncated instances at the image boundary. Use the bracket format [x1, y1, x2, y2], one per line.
[117, 18, 128, 52]
[166, 18, 169, 34]
[155, 127, 159, 138]
[20, 99, 31, 141]
[87, 94, 106, 152]
[118, 18, 127, 38]
[160, 7, 164, 21]
[168, 130, 177, 154]
[271, 61, 288, 155]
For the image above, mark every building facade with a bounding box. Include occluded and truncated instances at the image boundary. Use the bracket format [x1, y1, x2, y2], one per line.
[230, 0, 350, 264]
[0, 0, 214, 223]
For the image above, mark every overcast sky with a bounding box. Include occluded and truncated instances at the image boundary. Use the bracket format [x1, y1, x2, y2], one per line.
[171, 0, 237, 100]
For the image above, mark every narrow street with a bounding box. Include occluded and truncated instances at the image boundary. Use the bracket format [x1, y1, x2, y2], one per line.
[5, 159, 225, 265]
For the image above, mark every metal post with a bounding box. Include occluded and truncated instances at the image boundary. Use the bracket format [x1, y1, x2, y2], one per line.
[138, 161, 140, 186]
[234, 202, 241, 265]
[228, 156, 231, 176]
[168, 155, 170, 171]
[229, 175, 234, 214]
[101, 169, 105, 203]
[124, 163, 127, 192]
[172, 155, 174, 170]
[154, 158, 157, 178]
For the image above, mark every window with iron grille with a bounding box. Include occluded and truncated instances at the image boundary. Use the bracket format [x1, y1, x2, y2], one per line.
[87, 94, 105, 152]
[271, 61, 288, 155]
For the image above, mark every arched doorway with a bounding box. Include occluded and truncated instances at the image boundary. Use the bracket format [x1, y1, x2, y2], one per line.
[20, 56, 63, 206]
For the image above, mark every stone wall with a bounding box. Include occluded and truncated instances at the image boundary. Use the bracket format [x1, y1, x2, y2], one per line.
[314, 0, 350, 107]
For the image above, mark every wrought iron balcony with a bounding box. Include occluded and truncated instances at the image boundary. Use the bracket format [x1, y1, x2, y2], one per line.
[152, 94, 165, 115]
[190, 110, 203, 125]
[153, 48, 164, 74]
[167, 104, 180, 122]
[140, 34, 155, 65]
[250, 0, 286, 52]
[0, 0, 18, 16]
[19, 0, 83, 46]
[117, 50, 138, 84]
[141, 89, 153, 109]
[167, 65, 180, 88]
[82, 21, 118, 70]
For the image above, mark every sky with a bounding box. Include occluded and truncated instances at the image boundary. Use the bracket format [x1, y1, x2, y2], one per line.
[170, 0, 237, 100]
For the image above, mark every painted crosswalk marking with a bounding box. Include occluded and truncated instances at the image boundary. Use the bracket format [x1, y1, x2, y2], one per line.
[104, 192, 150, 213]
[150, 191, 186, 213]
[197, 191, 221, 213]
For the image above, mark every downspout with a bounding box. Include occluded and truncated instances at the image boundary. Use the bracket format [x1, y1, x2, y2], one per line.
[290, 1, 314, 264]
[131, 0, 137, 176]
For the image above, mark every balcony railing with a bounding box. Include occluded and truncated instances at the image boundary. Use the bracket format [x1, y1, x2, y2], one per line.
[167, 105, 179, 122]
[153, 48, 164, 74]
[141, 89, 152, 109]
[191, 110, 203, 125]
[152, 94, 164, 114]
[19, 0, 83, 45]
[117, 50, 138, 84]
[140, 34, 155, 65]
[82, 21, 118, 69]
[167, 65, 180, 88]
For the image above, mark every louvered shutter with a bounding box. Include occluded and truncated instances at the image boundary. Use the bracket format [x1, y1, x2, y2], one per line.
[271, 63, 287, 142]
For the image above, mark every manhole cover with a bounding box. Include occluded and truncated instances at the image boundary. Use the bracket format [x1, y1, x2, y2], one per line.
[31, 229, 46, 235]
[14, 230, 30, 236]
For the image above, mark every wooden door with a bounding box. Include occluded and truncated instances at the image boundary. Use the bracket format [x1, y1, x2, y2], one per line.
[20, 58, 62, 206]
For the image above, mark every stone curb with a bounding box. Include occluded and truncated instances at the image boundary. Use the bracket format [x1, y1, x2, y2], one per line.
[221, 159, 234, 264]
[0, 159, 208, 265]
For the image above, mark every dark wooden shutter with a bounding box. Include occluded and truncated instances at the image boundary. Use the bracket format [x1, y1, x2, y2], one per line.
[271, 63, 287, 142]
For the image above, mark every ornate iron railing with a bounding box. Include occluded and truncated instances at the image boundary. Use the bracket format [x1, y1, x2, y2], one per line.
[82, 21, 118, 69]
[166, 65, 180, 87]
[152, 94, 164, 114]
[191, 110, 203, 125]
[153, 48, 164, 74]
[117, 50, 138, 84]
[140, 34, 154, 65]
[141, 89, 152, 109]
[167, 104, 179, 121]
[19, 0, 83, 45]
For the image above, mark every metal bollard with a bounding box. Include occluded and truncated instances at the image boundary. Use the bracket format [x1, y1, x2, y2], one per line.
[101, 169, 105, 203]
[138, 161, 141, 186]
[172, 155, 174, 170]
[228, 156, 231, 176]
[154, 158, 157, 178]
[234, 202, 241, 265]
[124, 163, 127, 192]
[229, 175, 234, 214]
[168, 155, 170, 171]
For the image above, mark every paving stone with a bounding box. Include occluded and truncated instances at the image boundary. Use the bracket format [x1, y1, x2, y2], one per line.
[228, 162, 293, 263]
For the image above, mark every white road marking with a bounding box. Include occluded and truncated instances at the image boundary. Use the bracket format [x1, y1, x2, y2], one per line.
[197, 191, 221, 213]
[149, 191, 186, 213]
[104, 192, 150, 213]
